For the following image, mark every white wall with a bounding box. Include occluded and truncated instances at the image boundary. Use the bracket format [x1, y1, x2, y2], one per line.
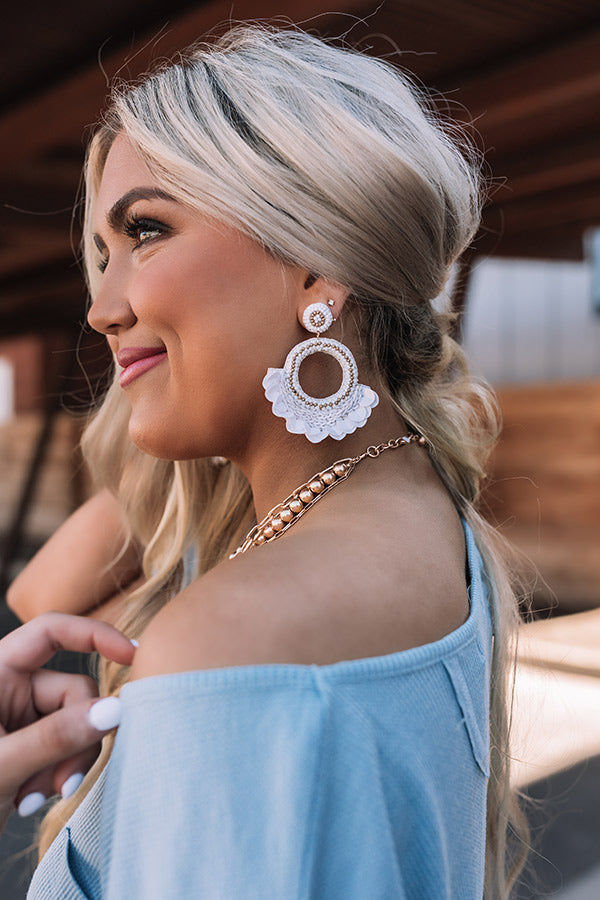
[462, 258, 600, 385]
[0, 358, 14, 424]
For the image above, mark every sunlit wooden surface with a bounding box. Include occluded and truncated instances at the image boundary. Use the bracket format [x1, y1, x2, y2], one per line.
[485, 380, 600, 613]
[512, 610, 600, 789]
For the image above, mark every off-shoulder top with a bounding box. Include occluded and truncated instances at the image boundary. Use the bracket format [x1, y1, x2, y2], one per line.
[28, 521, 492, 899]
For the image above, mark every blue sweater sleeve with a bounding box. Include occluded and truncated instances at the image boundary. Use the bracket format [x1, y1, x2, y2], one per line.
[100, 669, 408, 900]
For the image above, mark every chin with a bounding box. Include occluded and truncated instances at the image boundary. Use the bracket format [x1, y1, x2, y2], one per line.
[127, 415, 219, 462]
[127, 416, 181, 460]
[128, 430, 176, 460]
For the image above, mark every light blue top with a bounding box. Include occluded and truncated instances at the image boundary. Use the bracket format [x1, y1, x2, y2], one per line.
[28, 522, 492, 899]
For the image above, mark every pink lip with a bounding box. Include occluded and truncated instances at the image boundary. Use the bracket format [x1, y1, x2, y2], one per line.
[117, 347, 167, 387]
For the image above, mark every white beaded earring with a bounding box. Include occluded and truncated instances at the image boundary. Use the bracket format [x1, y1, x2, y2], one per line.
[263, 301, 379, 443]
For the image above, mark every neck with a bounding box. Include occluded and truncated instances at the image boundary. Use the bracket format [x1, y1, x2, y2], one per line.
[232, 389, 412, 523]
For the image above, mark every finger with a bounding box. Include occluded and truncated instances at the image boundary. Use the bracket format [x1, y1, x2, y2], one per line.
[2, 612, 136, 671]
[30, 668, 97, 716]
[16, 745, 101, 814]
[14, 763, 55, 816]
[0, 696, 121, 797]
[51, 746, 100, 798]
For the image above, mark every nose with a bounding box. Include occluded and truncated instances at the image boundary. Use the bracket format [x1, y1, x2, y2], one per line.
[87, 279, 137, 335]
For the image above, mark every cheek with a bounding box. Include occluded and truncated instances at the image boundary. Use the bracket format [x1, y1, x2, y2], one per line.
[132, 243, 240, 340]
[124, 234, 299, 457]
[135, 246, 290, 383]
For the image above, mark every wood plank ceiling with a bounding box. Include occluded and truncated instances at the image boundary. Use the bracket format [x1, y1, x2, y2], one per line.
[1, 0, 599, 339]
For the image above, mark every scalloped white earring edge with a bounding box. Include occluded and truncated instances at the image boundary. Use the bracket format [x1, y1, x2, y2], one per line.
[262, 367, 380, 444]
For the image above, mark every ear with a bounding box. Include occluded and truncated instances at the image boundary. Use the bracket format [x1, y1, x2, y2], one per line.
[300, 274, 351, 323]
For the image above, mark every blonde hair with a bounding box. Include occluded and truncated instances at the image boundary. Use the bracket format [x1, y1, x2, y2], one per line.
[39, 24, 528, 896]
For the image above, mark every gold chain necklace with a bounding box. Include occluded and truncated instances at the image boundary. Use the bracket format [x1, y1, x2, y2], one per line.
[229, 433, 426, 559]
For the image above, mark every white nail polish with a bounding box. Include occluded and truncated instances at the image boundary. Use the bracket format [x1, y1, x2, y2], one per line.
[61, 772, 85, 799]
[18, 792, 46, 817]
[130, 639, 139, 648]
[88, 696, 122, 731]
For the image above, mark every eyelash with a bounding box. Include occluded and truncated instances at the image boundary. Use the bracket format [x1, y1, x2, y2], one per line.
[124, 214, 166, 246]
[97, 215, 167, 273]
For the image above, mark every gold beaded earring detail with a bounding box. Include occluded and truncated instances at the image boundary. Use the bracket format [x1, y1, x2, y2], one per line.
[262, 301, 379, 443]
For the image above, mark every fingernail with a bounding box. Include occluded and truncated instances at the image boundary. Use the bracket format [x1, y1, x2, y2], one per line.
[61, 772, 85, 799]
[18, 792, 46, 817]
[130, 639, 139, 648]
[88, 697, 122, 731]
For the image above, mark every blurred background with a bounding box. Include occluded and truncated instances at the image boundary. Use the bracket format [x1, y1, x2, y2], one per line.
[0, 1, 599, 897]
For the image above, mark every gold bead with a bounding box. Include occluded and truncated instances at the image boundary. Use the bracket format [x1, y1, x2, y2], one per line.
[321, 471, 336, 486]
[299, 488, 314, 504]
[263, 525, 275, 539]
[271, 517, 284, 531]
[333, 463, 347, 477]
[418, 436, 427, 445]
[280, 507, 294, 523]
[289, 498, 304, 514]
[309, 479, 324, 493]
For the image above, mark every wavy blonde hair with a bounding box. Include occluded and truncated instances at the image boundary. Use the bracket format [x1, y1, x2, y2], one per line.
[38, 24, 528, 896]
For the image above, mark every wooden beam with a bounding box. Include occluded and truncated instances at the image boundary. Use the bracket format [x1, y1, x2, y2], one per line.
[479, 97, 598, 158]
[474, 218, 590, 261]
[0, 0, 369, 168]
[475, 228, 586, 262]
[439, 27, 600, 155]
[0, 165, 82, 278]
[490, 132, 600, 204]
[0, 204, 76, 232]
[0, 163, 82, 219]
[449, 29, 600, 126]
[485, 180, 600, 236]
[0, 302, 86, 340]
[0, 227, 75, 278]
[0, 257, 82, 294]
[0, 261, 86, 337]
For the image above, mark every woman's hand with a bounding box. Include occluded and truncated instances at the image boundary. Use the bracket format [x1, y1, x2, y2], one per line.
[0, 612, 136, 833]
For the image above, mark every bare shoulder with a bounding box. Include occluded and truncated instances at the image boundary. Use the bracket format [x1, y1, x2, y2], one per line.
[130, 493, 470, 682]
[129, 548, 319, 680]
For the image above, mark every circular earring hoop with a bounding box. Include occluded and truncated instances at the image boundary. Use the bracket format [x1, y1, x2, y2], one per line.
[263, 302, 379, 443]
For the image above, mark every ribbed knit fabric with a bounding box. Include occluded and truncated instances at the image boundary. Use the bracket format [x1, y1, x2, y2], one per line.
[28, 521, 492, 899]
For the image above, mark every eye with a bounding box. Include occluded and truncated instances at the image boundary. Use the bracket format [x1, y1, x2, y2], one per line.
[124, 215, 168, 248]
[94, 214, 170, 274]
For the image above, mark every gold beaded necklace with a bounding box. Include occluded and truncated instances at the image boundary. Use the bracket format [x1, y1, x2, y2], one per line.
[229, 433, 426, 559]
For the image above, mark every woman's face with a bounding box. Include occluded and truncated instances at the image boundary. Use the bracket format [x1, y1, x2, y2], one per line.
[89, 135, 307, 461]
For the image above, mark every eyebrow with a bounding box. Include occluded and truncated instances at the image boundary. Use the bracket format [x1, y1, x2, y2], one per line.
[106, 187, 177, 232]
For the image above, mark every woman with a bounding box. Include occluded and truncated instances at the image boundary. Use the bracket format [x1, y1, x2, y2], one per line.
[8, 23, 527, 898]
